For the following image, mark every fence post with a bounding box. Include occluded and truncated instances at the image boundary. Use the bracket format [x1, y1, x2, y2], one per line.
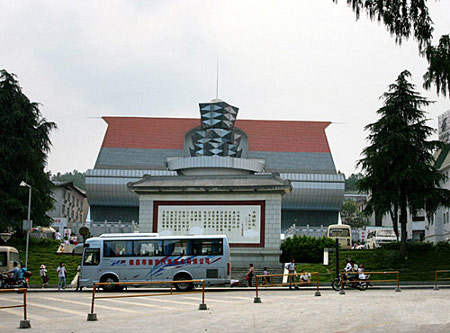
[87, 283, 98, 321]
[198, 280, 207, 310]
[19, 289, 31, 329]
[395, 272, 401, 292]
[433, 270, 439, 291]
[339, 273, 346, 295]
[314, 273, 321, 296]
[254, 276, 261, 303]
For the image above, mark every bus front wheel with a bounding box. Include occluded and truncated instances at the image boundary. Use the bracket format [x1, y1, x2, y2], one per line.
[174, 274, 193, 291]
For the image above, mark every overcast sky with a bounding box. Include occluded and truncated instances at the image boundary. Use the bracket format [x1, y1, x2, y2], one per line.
[1, 0, 450, 177]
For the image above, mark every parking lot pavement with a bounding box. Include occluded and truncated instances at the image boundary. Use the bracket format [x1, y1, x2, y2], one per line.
[1, 288, 449, 332]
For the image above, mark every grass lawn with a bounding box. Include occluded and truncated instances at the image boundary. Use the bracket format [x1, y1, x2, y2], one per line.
[7, 237, 82, 286]
[5, 237, 450, 287]
[296, 243, 450, 283]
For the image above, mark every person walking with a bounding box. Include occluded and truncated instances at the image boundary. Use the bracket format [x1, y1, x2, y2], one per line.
[57, 262, 67, 291]
[40, 264, 49, 288]
[246, 263, 255, 287]
[286, 259, 298, 289]
[263, 267, 271, 285]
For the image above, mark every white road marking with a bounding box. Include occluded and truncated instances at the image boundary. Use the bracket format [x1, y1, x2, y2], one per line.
[227, 296, 252, 301]
[40, 296, 145, 314]
[137, 297, 196, 306]
[0, 307, 52, 322]
[180, 296, 237, 304]
[104, 298, 176, 310]
[26, 301, 86, 317]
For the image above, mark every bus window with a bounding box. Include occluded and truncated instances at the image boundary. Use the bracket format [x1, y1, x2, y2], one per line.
[104, 240, 133, 257]
[163, 240, 188, 256]
[134, 240, 162, 256]
[0, 252, 6, 267]
[83, 248, 100, 266]
[190, 239, 223, 255]
[10, 252, 20, 263]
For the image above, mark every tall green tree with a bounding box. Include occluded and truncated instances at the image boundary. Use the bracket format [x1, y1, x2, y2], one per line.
[340, 200, 369, 228]
[0, 70, 57, 232]
[334, 1, 450, 97]
[423, 34, 450, 97]
[358, 70, 450, 258]
[345, 173, 364, 192]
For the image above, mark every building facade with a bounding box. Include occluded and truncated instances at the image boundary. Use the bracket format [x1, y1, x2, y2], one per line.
[48, 181, 89, 224]
[86, 102, 345, 232]
[425, 110, 450, 243]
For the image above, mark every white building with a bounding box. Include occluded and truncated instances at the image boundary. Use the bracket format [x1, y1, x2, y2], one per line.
[425, 110, 450, 243]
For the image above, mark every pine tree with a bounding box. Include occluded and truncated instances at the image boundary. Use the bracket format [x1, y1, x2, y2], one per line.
[358, 70, 450, 258]
[0, 70, 57, 231]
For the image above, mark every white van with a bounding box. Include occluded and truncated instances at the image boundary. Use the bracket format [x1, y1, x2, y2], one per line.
[365, 229, 397, 249]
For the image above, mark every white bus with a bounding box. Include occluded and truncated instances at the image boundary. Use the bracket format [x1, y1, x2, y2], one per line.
[80, 233, 230, 291]
[327, 224, 352, 249]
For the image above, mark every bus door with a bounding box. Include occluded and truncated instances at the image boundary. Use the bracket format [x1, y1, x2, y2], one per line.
[81, 242, 101, 283]
[189, 239, 224, 280]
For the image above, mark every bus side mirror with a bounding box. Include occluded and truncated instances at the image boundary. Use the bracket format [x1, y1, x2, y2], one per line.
[83, 243, 90, 248]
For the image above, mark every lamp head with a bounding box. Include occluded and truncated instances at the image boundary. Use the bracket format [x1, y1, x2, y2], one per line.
[20, 181, 30, 187]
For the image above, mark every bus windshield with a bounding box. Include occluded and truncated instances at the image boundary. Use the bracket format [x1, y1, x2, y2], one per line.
[329, 228, 350, 237]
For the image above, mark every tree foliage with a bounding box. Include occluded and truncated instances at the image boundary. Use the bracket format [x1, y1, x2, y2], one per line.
[345, 173, 364, 192]
[281, 235, 336, 263]
[357, 70, 450, 258]
[52, 170, 86, 190]
[0, 70, 57, 232]
[340, 200, 369, 228]
[334, 1, 450, 98]
[424, 34, 450, 97]
[333, 0, 433, 48]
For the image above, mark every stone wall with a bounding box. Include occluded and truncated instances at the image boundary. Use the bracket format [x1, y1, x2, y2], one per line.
[139, 192, 283, 269]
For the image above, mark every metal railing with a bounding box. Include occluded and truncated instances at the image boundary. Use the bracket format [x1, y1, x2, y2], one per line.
[87, 279, 207, 321]
[339, 271, 401, 294]
[434, 270, 450, 290]
[253, 272, 321, 303]
[0, 288, 31, 328]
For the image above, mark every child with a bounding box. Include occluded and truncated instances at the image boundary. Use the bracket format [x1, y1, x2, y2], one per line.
[40, 264, 49, 288]
[263, 267, 270, 285]
[358, 264, 367, 280]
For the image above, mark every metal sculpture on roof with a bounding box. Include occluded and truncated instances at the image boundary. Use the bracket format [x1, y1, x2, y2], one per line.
[190, 99, 243, 157]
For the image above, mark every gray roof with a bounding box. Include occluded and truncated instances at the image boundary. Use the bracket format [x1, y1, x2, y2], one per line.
[128, 174, 292, 194]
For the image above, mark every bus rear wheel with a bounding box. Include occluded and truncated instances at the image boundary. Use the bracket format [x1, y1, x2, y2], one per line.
[101, 275, 123, 292]
[174, 274, 193, 292]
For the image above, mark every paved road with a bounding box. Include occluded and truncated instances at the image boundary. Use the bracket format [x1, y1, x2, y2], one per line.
[1, 288, 449, 332]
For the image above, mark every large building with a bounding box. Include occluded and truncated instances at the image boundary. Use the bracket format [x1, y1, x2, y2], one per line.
[86, 103, 345, 233]
[48, 181, 89, 223]
[425, 110, 450, 243]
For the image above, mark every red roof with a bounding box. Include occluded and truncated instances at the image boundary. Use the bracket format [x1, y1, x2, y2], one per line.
[101, 117, 331, 153]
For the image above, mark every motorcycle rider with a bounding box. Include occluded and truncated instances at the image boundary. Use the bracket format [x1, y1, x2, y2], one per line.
[7, 261, 20, 285]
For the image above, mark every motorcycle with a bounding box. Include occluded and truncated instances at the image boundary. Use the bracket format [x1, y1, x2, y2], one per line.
[0, 269, 32, 289]
[331, 274, 370, 291]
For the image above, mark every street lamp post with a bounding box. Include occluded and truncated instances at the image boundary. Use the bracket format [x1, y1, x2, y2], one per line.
[20, 181, 32, 269]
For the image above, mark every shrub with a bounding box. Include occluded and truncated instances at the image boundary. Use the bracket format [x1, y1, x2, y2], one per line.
[280, 235, 335, 263]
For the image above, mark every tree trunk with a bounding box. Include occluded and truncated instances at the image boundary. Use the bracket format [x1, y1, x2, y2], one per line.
[400, 201, 408, 259]
[390, 206, 399, 241]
